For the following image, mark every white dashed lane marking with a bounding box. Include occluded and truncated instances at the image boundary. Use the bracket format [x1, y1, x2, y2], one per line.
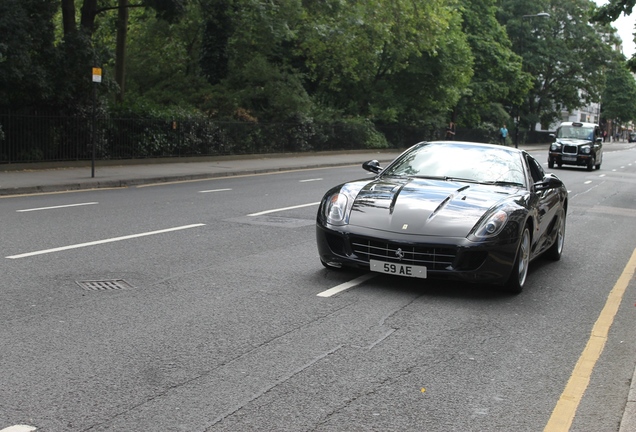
[17, 202, 98, 212]
[5, 224, 206, 259]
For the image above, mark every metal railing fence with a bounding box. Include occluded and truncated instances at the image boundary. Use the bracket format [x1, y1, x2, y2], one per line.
[0, 114, 548, 164]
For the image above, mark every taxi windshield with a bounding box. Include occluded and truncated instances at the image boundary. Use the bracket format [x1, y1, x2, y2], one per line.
[557, 125, 594, 140]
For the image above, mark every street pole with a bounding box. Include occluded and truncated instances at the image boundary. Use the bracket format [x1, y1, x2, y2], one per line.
[91, 67, 102, 178]
[516, 12, 550, 149]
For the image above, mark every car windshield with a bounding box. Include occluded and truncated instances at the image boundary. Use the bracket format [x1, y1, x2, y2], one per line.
[383, 143, 526, 186]
[557, 125, 594, 140]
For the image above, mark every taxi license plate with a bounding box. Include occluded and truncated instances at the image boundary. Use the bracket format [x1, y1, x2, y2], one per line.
[370, 259, 427, 279]
[562, 156, 577, 161]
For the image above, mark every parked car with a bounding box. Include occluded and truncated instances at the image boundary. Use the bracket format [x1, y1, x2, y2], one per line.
[628, 132, 636, 143]
[548, 121, 603, 170]
[316, 141, 568, 293]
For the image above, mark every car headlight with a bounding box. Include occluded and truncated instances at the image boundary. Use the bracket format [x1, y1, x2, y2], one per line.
[471, 207, 511, 239]
[324, 192, 349, 225]
[581, 146, 591, 154]
[550, 143, 561, 151]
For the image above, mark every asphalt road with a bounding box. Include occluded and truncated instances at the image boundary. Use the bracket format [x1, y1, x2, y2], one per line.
[1, 146, 635, 431]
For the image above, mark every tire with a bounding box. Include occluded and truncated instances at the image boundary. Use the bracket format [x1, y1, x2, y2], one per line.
[587, 157, 595, 171]
[595, 162, 601, 170]
[504, 226, 531, 294]
[544, 212, 565, 261]
[548, 159, 554, 169]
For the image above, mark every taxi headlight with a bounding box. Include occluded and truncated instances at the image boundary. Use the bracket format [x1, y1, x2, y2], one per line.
[550, 143, 561, 151]
[581, 146, 591, 154]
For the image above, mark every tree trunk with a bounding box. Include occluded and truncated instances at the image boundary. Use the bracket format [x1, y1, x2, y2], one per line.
[80, 0, 98, 34]
[61, 0, 76, 35]
[115, 0, 129, 103]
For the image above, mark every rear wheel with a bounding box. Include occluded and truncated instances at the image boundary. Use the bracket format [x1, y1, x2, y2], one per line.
[504, 226, 531, 294]
[544, 212, 566, 261]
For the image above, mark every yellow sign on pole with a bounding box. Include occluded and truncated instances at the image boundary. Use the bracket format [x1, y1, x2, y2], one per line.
[92, 67, 102, 83]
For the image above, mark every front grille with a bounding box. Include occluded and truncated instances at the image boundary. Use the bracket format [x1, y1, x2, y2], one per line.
[350, 236, 456, 271]
[563, 145, 578, 155]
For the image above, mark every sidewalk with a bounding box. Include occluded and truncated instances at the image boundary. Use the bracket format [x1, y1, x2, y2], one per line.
[0, 150, 403, 197]
[0, 144, 553, 197]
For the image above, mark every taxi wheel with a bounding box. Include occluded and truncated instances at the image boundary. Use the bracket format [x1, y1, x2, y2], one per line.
[586, 157, 595, 171]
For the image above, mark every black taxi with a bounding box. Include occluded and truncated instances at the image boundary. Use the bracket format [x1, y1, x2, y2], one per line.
[548, 122, 603, 171]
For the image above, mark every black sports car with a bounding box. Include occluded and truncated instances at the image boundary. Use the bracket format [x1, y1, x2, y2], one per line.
[316, 141, 568, 293]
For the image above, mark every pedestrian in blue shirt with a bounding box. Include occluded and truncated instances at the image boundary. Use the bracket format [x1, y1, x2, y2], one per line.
[499, 125, 508, 145]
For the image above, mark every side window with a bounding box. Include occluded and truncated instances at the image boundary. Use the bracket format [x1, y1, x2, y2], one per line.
[526, 154, 544, 183]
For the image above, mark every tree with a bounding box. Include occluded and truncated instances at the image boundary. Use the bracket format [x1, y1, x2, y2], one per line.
[294, 0, 471, 124]
[500, 0, 617, 131]
[454, 0, 529, 128]
[60, 0, 186, 104]
[0, 0, 59, 110]
[122, 3, 215, 109]
[601, 56, 636, 125]
[591, 0, 636, 71]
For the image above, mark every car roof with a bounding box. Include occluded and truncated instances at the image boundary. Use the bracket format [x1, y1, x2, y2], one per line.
[424, 140, 524, 154]
[558, 121, 598, 128]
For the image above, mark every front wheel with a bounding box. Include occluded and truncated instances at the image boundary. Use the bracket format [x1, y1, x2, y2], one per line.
[587, 157, 595, 171]
[548, 159, 554, 169]
[504, 226, 531, 294]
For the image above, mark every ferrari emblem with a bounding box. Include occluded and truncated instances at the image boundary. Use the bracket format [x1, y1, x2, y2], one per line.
[402, 224, 408, 230]
[395, 248, 405, 260]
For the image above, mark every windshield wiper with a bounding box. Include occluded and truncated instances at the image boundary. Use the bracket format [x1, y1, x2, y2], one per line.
[481, 180, 524, 187]
[410, 175, 479, 183]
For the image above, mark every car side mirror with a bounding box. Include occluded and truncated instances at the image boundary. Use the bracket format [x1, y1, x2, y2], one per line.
[595, 137, 602, 143]
[362, 159, 382, 174]
[534, 174, 563, 191]
[549, 133, 556, 142]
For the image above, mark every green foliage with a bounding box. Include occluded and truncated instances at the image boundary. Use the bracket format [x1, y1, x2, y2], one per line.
[602, 57, 636, 123]
[124, 4, 214, 109]
[0, 0, 59, 109]
[3, 0, 629, 162]
[500, 0, 617, 129]
[295, 0, 467, 126]
[454, 0, 528, 127]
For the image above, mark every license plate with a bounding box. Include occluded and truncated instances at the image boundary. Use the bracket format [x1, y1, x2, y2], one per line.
[562, 156, 577, 161]
[370, 259, 427, 279]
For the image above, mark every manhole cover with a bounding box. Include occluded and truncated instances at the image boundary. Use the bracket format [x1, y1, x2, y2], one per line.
[75, 279, 133, 291]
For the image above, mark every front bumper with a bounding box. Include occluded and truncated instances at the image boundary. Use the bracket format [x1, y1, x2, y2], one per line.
[549, 151, 594, 167]
[316, 223, 519, 285]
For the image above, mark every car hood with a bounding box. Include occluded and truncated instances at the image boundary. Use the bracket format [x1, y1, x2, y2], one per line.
[555, 138, 592, 146]
[348, 178, 520, 237]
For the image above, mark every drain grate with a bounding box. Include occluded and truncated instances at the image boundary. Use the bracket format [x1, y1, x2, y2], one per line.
[75, 279, 133, 291]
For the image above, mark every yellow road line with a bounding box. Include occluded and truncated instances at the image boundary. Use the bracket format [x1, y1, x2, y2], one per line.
[544, 248, 636, 431]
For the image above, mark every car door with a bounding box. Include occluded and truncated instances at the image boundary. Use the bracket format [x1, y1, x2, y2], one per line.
[526, 153, 560, 253]
[594, 126, 603, 164]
